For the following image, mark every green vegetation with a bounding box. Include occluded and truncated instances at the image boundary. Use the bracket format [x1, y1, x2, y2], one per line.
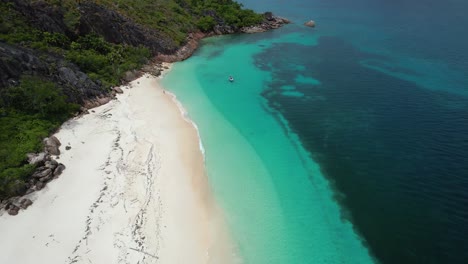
[197, 16, 216, 32]
[0, 76, 79, 198]
[66, 34, 151, 87]
[0, 0, 267, 199]
[1, 76, 79, 119]
[189, 0, 263, 29]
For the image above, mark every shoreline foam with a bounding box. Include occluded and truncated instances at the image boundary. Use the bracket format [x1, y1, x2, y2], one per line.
[0, 73, 238, 264]
[165, 90, 207, 160]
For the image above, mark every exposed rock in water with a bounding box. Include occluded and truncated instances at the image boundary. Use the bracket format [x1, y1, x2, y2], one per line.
[304, 20, 316, 27]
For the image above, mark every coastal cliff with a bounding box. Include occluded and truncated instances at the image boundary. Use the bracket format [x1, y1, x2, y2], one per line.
[0, 0, 288, 208]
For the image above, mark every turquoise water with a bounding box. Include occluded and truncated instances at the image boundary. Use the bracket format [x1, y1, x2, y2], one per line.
[162, 32, 375, 263]
[163, 1, 468, 263]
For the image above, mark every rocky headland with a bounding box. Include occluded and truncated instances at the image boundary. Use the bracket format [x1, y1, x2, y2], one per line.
[156, 14, 290, 62]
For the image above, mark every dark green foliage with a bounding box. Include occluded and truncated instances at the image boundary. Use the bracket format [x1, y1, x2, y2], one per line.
[1, 76, 79, 119]
[0, 113, 53, 171]
[42, 32, 70, 48]
[66, 34, 150, 87]
[197, 16, 216, 32]
[0, 77, 79, 198]
[0, 164, 35, 199]
[0, 112, 49, 199]
[0, 0, 266, 199]
[188, 0, 264, 30]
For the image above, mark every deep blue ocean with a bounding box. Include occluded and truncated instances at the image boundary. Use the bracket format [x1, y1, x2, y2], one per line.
[163, 0, 468, 263]
[245, 0, 468, 262]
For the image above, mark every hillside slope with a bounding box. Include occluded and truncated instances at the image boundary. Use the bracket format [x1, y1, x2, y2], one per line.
[0, 0, 288, 201]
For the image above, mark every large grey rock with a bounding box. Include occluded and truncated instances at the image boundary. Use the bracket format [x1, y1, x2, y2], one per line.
[20, 198, 33, 209]
[7, 204, 19, 216]
[123, 70, 139, 82]
[39, 174, 52, 182]
[26, 152, 47, 165]
[141, 65, 161, 77]
[8, 208, 19, 216]
[97, 97, 111, 105]
[113, 87, 123, 94]
[78, 2, 178, 54]
[35, 182, 45, 191]
[45, 160, 58, 169]
[54, 164, 66, 177]
[33, 168, 52, 178]
[213, 25, 236, 35]
[0, 42, 106, 105]
[44, 136, 61, 155]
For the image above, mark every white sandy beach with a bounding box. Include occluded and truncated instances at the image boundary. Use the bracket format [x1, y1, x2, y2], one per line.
[0, 72, 238, 264]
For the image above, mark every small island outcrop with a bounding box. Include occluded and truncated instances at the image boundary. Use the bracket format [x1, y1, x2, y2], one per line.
[304, 20, 316, 27]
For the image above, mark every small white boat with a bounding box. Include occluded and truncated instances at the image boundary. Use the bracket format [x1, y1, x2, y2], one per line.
[229, 76, 234, 82]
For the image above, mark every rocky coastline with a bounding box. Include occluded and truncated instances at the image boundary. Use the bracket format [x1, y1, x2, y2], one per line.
[0, 7, 289, 215]
[156, 14, 290, 62]
[1, 135, 65, 216]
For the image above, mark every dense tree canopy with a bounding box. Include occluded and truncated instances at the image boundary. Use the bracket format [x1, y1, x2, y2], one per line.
[0, 0, 267, 198]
